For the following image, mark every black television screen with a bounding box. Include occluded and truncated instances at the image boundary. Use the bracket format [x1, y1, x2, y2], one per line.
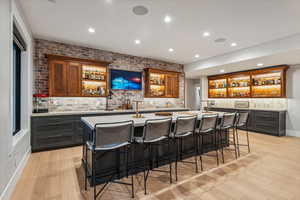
[110, 69, 142, 90]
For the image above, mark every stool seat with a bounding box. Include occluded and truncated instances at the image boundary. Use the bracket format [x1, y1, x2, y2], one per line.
[135, 136, 167, 144]
[170, 131, 193, 138]
[86, 141, 130, 151]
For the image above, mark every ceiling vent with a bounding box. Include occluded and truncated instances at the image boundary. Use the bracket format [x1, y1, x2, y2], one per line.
[215, 38, 227, 43]
[132, 6, 149, 16]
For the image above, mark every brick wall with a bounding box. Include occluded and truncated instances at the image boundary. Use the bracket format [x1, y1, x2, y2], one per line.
[33, 39, 185, 111]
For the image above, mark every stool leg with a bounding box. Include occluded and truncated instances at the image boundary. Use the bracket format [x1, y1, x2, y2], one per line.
[128, 146, 134, 198]
[168, 138, 172, 184]
[214, 131, 219, 166]
[246, 128, 250, 153]
[232, 128, 238, 159]
[92, 151, 96, 200]
[220, 130, 225, 164]
[143, 145, 147, 195]
[236, 128, 241, 157]
[175, 139, 179, 181]
[194, 134, 199, 173]
[85, 144, 88, 191]
[200, 135, 204, 171]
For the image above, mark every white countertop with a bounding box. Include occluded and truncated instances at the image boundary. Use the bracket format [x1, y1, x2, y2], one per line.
[210, 107, 287, 112]
[31, 107, 190, 117]
[81, 111, 224, 129]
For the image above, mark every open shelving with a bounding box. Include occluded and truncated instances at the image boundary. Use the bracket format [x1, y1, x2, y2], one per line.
[208, 65, 289, 98]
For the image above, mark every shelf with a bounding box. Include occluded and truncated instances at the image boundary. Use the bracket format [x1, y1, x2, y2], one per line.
[209, 88, 227, 90]
[150, 84, 165, 87]
[228, 86, 250, 89]
[252, 84, 281, 87]
[82, 79, 106, 82]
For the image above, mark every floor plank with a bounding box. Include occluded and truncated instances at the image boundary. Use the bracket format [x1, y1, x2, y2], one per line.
[11, 131, 300, 200]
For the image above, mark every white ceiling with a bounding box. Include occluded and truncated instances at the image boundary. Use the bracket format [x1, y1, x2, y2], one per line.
[19, 0, 300, 64]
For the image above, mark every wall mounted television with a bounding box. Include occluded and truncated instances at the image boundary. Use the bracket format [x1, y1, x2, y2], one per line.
[110, 69, 142, 90]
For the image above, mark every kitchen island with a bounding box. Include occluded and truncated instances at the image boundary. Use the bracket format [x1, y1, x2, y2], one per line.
[81, 111, 227, 185]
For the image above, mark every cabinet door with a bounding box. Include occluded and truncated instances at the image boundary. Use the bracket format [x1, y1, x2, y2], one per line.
[49, 60, 67, 96]
[165, 74, 179, 98]
[67, 62, 82, 96]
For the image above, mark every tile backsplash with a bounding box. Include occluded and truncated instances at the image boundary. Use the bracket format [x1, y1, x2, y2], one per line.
[48, 97, 185, 112]
[207, 98, 288, 110]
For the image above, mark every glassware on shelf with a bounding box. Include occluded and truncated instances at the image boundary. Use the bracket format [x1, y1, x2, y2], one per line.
[82, 81, 106, 96]
[82, 65, 106, 81]
[150, 85, 165, 96]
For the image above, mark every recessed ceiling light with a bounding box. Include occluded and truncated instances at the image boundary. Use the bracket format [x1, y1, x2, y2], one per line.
[105, 0, 113, 3]
[135, 39, 141, 44]
[203, 32, 210, 37]
[231, 42, 237, 47]
[164, 15, 172, 23]
[88, 27, 95, 33]
[220, 69, 225, 73]
[195, 54, 200, 58]
[132, 5, 149, 16]
[169, 48, 174, 52]
[257, 63, 264, 67]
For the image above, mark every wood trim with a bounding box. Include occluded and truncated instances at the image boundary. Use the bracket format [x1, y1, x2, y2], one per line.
[46, 54, 110, 66]
[146, 68, 182, 75]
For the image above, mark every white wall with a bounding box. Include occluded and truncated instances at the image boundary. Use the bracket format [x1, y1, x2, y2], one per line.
[0, 0, 33, 199]
[286, 65, 300, 137]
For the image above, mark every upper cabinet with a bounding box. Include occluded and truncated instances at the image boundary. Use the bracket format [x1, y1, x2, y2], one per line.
[145, 68, 180, 98]
[208, 65, 289, 98]
[48, 55, 109, 97]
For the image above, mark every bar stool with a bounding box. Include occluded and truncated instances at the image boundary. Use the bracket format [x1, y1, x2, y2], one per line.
[84, 120, 135, 199]
[217, 113, 238, 163]
[171, 115, 198, 181]
[235, 112, 250, 156]
[135, 118, 173, 195]
[197, 114, 219, 169]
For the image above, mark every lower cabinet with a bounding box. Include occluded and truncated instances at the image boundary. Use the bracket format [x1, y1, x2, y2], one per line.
[208, 108, 286, 136]
[31, 116, 83, 152]
[31, 108, 190, 152]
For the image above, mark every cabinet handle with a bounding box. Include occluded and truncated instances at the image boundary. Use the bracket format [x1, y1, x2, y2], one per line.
[47, 134, 63, 138]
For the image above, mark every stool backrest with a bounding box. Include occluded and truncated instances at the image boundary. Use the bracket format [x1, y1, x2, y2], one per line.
[93, 120, 134, 149]
[220, 113, 236, 129]
[174, 115, 197, 136]
[143, 118, 172, 142]
[199, 114, 218, 133]
[236, 112, 249, 127]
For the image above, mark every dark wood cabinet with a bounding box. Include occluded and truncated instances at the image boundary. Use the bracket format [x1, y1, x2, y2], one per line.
[49, 60, 68, 96]
[208, 107, 286, 136]
[145, 68, 180, 98]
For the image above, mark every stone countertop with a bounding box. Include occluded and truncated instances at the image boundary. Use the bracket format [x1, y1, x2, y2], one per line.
[31, 107, 190, 117]
[209, 106, 287, 112]
[82, 111, 225, 129]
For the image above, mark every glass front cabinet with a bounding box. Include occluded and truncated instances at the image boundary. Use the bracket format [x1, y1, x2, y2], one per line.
[208, 65, 289, 98]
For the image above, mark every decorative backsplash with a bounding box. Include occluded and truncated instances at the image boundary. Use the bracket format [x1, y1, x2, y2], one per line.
[48, 97, 185, 112]
[206, 98, 288, 110]
[33, 39, 185, 112]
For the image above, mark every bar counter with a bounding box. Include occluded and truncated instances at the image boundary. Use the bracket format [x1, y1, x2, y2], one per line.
[81, 111, 227, 185]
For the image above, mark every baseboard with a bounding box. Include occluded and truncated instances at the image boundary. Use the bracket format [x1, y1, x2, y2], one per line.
[0, 148, 31, 200]
[286, 129, 300, 137]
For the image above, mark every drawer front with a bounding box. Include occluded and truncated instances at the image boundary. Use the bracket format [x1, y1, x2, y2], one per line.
[33, 134, 74, 151]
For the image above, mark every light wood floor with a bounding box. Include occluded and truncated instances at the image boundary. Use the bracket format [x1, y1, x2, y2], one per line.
[11, 131, 300, 200]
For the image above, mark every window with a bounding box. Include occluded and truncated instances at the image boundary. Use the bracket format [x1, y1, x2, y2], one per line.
[12, 42, 21, 135]
[12, 23, 26, 135]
